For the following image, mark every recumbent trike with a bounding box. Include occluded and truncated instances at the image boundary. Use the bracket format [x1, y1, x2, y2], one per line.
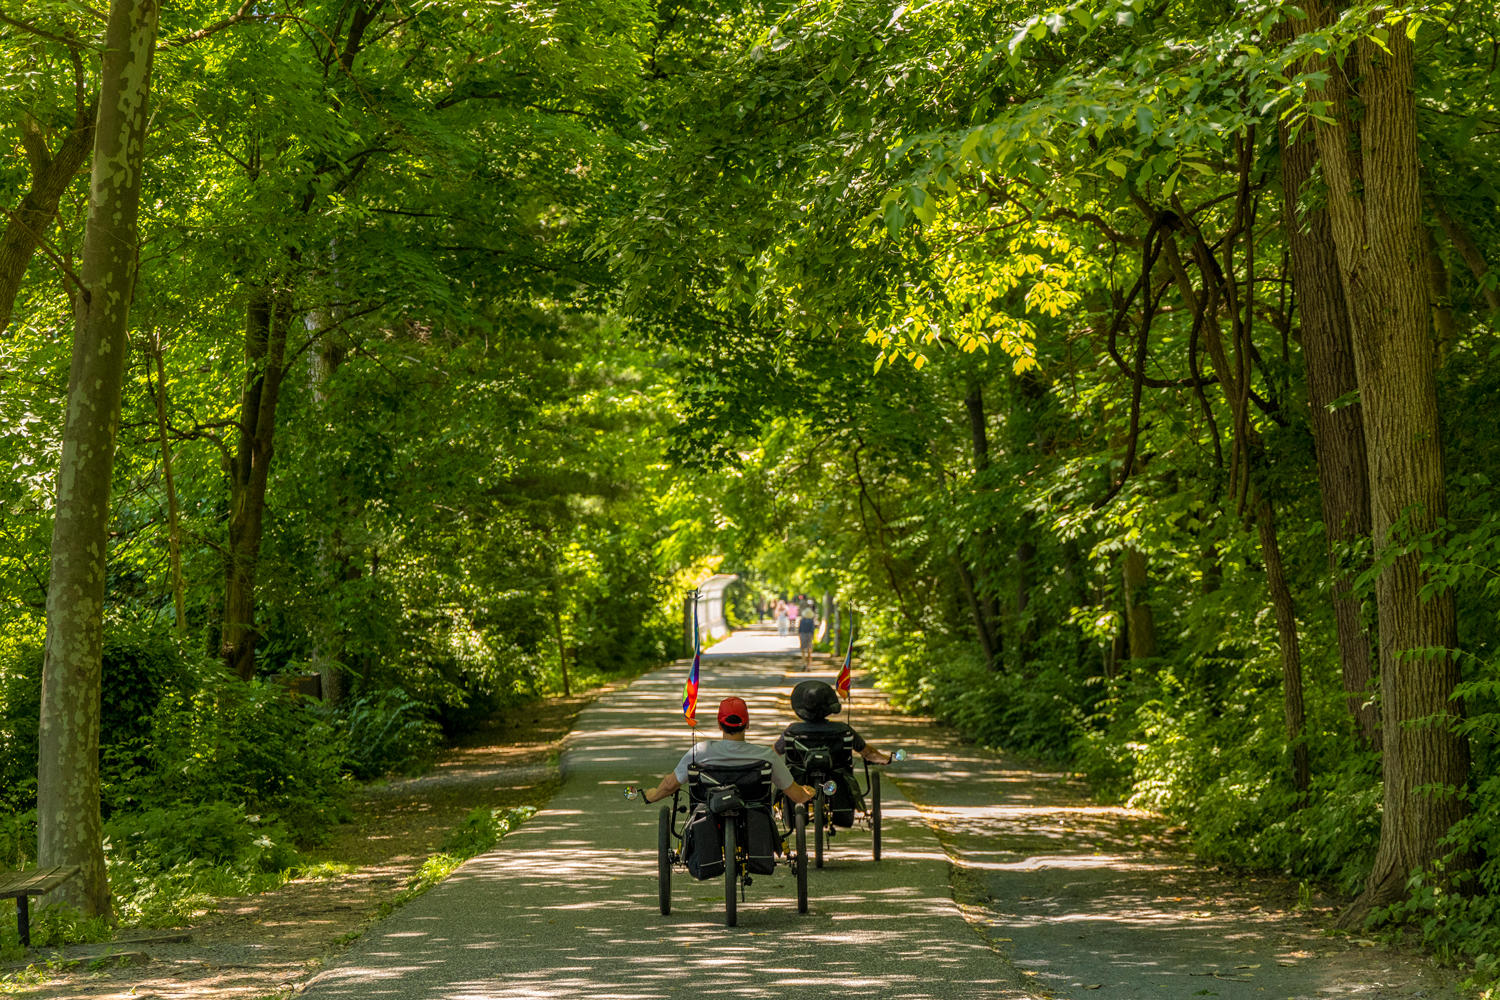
[782, 730, 903, 866]
[645, 759, 831, 927]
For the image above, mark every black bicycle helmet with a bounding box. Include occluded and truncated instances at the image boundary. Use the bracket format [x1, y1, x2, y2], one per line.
[790, 680, 842, 722]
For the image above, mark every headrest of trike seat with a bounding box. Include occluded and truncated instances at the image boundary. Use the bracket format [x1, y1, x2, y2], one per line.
[791, 680, 842, 721]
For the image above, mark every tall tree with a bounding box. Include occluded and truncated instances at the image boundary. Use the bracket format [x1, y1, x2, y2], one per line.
[37, 0, 159, 916]
[1305, 5, 1470, 912]
[1277, 85, 1378, 748]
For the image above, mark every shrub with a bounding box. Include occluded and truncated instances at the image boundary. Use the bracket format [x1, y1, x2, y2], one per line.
[124, 676, 350, 841]
[1, 618, 200, 816]
[341, 689, 443, 779]
[0, 809, 34, 870]
[105, 801, 299, 873]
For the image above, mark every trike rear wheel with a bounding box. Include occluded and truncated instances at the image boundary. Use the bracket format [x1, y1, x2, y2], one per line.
[794, 804, 808, 913]
[723, 819, 738, 927]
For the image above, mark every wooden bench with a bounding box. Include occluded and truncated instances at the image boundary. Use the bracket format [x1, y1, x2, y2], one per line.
[0, 866, 80, 947]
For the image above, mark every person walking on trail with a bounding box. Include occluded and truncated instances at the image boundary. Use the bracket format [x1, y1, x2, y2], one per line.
[797, 604, 817, 671]
[634, 697, 817, 806]
[775, 598, 789, 636]
[785, 599, 800, 639]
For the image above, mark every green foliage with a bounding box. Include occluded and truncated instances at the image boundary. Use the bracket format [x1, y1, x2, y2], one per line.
[439, 805, 538, 860]
[0, 810, 34, 871]
[0, 903, 110, 963]
[0, 619, 42, 815]
[872, 626, 1086, 763]
[105, 801, 300, 874]
[119, 678, 349, 841]
[102, 800, 303, 928]
[340, 691, 443, 781]
[1, 619, 201, 815]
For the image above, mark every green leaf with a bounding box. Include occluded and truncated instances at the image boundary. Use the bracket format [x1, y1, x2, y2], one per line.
[1162, 164, 1181, 198]
[884, 201, 906, 238]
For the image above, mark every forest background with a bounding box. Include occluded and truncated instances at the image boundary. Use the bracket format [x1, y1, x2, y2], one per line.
[2, 0, 1499, 991]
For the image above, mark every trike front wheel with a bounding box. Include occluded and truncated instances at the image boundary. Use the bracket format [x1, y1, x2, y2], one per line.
[657, 805, 672, 915]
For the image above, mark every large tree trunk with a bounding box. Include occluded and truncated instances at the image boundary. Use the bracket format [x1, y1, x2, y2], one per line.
[37, 0, 158, 918]
[1278, 101, 1379, 748]
[1307, 7, 1469, 914]
[222, 287, 290, 680]
[0, 101, 95, 334]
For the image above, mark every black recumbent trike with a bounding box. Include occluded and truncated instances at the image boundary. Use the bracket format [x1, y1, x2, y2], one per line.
[645, 760, 829, 927]
[782, 731, 900, 867]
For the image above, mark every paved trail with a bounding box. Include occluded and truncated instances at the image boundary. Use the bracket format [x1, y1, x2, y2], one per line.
[299, 628, 1464, 1000]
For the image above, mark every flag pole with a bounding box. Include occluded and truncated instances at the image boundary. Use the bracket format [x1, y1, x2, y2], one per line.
[837, 608, 856, 730]
[683, 588, 701, 753]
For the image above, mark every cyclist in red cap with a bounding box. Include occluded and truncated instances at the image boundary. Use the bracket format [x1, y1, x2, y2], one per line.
[636, 696, 817, 805]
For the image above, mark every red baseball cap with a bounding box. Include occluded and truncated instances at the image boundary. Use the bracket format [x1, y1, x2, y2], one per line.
[717, 696, 749, 729]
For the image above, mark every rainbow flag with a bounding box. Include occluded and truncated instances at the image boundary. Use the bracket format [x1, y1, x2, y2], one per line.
[836, 618, 854, 698]
[683, 596, 701, 726]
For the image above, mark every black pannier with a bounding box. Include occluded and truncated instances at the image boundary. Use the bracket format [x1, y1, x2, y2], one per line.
[742, 805, 778, 874]
[681, 806, 724, 879]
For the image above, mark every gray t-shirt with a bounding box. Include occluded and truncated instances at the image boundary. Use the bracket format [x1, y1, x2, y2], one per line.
[673, 739, 796, 790]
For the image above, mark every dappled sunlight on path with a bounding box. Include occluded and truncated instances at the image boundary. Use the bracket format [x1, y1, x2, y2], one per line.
[298, 628, 1031, 999]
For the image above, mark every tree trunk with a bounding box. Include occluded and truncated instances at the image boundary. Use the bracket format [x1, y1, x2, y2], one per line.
[1121, 547, 1157, 659]
[222, 287, 290, 680]
[37, 0, 158, 918]
[1428, 194, 1500, 316]
[953, 556, 1000, 668]
[1256, 498, 1311, 793]
[308, 337, 351, 704]
[553, 604, 570, 697]
[1308, 7, 1469, 913]
[962, 385, 1002, 667]
[148, 340, 187, 636]
[0, 104, 95, 335]
[1278, 101, 1379, 748]
[1158, 220, 1310, 797]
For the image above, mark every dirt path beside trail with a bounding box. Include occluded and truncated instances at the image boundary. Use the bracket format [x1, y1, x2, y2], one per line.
[4, 689, 606, 1000]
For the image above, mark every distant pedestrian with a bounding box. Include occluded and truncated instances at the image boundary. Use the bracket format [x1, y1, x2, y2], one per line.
[797, 605, 817, 670]
[775, 598, 789, 636]
[786, 599, 800, 638]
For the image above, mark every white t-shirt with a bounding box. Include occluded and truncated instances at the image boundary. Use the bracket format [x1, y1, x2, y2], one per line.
[673, 739, 796, 790]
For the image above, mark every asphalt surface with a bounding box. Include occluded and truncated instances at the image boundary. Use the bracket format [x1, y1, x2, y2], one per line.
[298, 628, 1033, 1000]
[299, 627, 1465, 1000]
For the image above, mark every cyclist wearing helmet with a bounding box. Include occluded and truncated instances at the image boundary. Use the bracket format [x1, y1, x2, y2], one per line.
[775, 680, 894, 768]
